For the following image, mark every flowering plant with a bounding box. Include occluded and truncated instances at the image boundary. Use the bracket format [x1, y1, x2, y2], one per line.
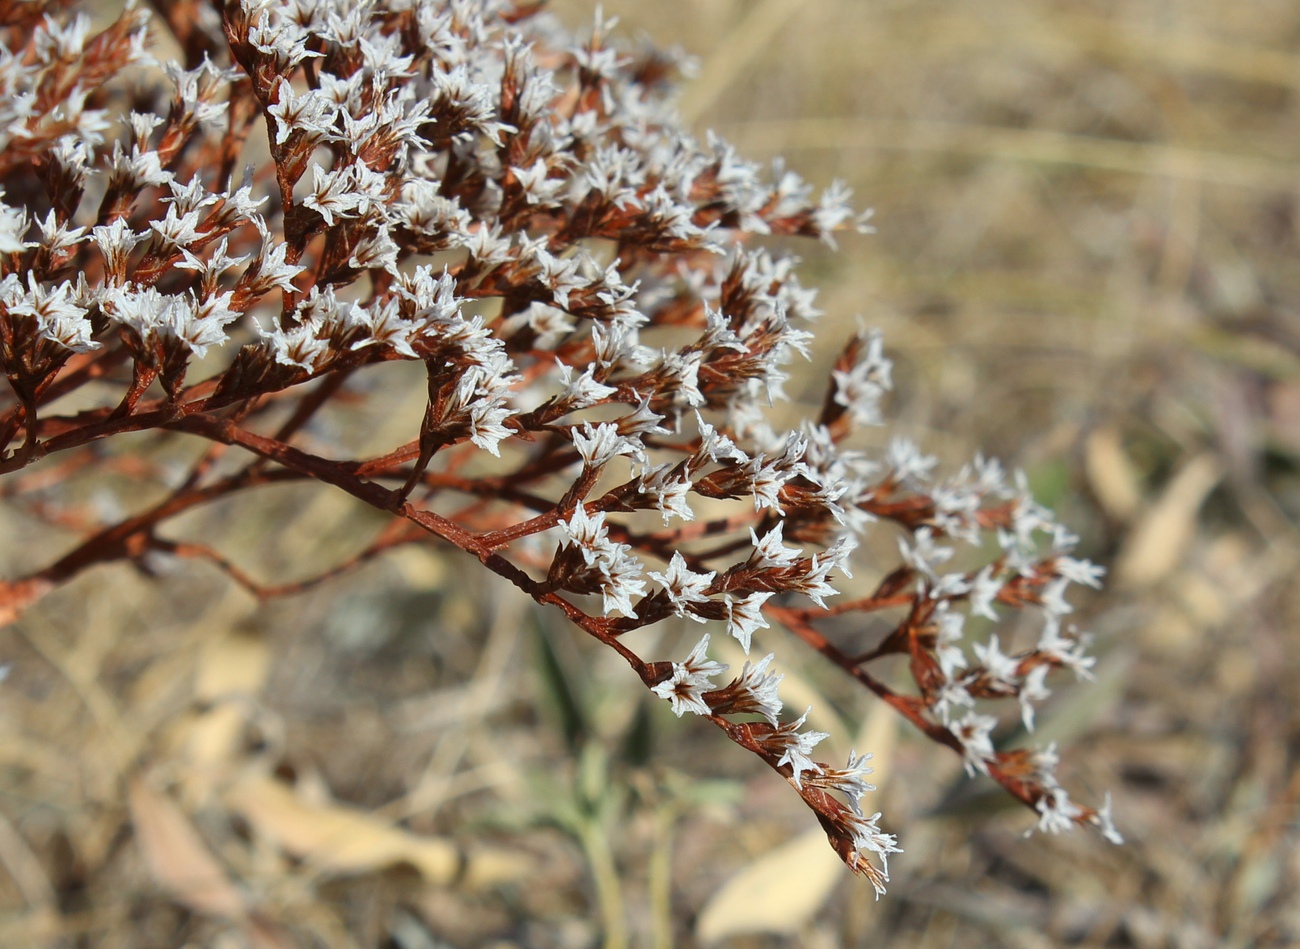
[0, 0, 1120, 896]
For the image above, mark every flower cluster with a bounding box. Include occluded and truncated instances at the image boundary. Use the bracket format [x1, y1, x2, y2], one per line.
[0, 0, 1120, 895]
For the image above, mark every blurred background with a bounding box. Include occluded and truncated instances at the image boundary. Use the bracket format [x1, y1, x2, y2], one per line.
[3, 0, 1299, 946]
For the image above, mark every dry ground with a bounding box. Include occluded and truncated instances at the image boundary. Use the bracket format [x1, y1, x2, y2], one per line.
[2, 0, 1299, 946]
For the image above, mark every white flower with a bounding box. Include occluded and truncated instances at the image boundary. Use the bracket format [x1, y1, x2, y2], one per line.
[886, 438, 937, 483]
[843, 810, 901, 898]
[724, 591, 773, 654]
[1037, 616, 1096, 679]
[1018, 664, 1052, 731]
[1092, 791, 1123, 845]
[572, 420, 638, 469]
[972, 633, 1020, 691]
[747, 522, 802, 570]
[619, 396, 670, 437]
[637, 465, 694, 524]
[931, 674, 975, 724]
[726, 653, 784, 724]
[934, 603, 968, 679]
[1039, 576, 1074, 616]
[555, 364, 617, 411]
[763, 707, 829, 788]
[952, 712, 998, 776]
[647, 552, 713, 618]
[0, 194, 34, 253]
[651, 634, 728, 717]
[248, 230, 304, 295]
[267, 78, 336, 145]
[831, 328, 892, 427]
[1033, 786, 1083, 835]
[804, 750, 876, 814]
[303, 163, 363, 226]
[3, 274, 98, 353]
[968, 566, 1002, 621]
[1055, 555, 1105, 589]
[898, 527, 954, 579]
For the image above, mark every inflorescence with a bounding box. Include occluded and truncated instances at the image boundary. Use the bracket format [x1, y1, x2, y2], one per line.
[0, 0, 1121, 896]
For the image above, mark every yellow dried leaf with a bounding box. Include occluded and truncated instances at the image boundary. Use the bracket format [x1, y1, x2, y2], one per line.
[695, 827, 844, 944]
[1113, 453, 1221, 589]
[1085, 426, 1142, 522]
[128, 778, 246, 922]
[226, 775, 528, 887]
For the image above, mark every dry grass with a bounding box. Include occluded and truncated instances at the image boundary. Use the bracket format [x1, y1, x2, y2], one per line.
[3, 1, 1299, 946]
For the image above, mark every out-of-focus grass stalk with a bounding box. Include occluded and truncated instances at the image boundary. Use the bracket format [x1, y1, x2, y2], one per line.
[648, 803, 675, 949]
[575, 815, 628, 949]
[724, 117, 1300, 191]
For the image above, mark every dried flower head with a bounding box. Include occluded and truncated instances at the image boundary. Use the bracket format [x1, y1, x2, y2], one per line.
[0, 0, 1119, 899]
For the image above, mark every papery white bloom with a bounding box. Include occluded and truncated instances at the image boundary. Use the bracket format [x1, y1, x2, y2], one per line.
[805, 750, 877, 814]
[810, 179, 858, 245]
[556, 364, 617, 410]
[647, 552, 713, 619]
[1018, 664, 1051, 731]
[764, 707, 829, 788]
[303, 163, 363, 226]
[1040, 576, 1073, 616]
[844, 810, 901, 898]
[693, 414, 748, 466]
[748, 522, 802, 570]
[596, 546, 647, 618]
[0, 194, 34, 253]
[651, 633, 728, 717]
[1037, 615, 1096, 678]
[165, 57, 238, 130]
[103, 286, 237, 360]
[1092, 791, 1124, 845]
[724, 591, 773, 654]
[349, 226, 401, 273]
[932, 673, 975, 724]
[658, 349, 704, 407]
[165, 174, 221, 215]
[1033, 786, 1084, 835]
[619, 395, 670, 437]
[1055, 555, 1105, 589]
[35, 211, 87, 254]
[148, 205, 203, 250]
[832, 328, 892, 427]
[2, 274, 98, 353]
[248, 234, 304, 295]
[898, 527, 954, 579]
[267, 77, 336, 145]
[952, 711, 998, 776]
[972, 634, 1020, 691]
[929, 570, 972, 599]
[934, 603, 967, 679]
[968, 565, 1002, 621]
[746, 456, 789, 512]
[727, 653, 784, 724]
[512, 159, 564, 205]
[790, 536, 855, 608]
[637, 464, 694, 524]
[886, 438, 937, 483]
[261, 320, 329, 371]
[572, 420, 639, 469]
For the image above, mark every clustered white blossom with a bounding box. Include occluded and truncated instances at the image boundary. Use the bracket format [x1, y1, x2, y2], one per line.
[0, 0, 1121, 896]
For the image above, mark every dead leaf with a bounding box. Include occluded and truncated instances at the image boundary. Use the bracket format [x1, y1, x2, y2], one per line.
[1085, 426, 1142, 522]
[695, 828, 845, 944]
[694, 699, 898, 944]
[226, 774, 528, 888]
[1113, 453, 1222, 589]
[128, 777, 247, 921]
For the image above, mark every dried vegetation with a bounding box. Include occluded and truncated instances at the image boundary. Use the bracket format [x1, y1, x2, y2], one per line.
[1, 0, 1298, 946]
